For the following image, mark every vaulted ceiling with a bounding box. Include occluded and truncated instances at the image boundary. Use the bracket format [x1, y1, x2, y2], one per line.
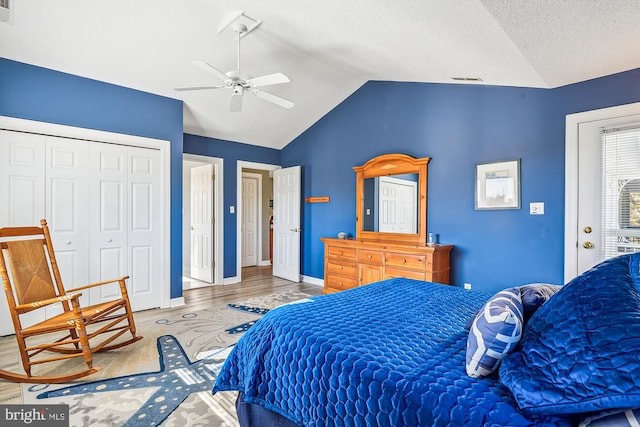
[1, 1, 638, 149]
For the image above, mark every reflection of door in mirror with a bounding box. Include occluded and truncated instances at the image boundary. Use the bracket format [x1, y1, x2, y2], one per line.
[363, 175, 418, 233]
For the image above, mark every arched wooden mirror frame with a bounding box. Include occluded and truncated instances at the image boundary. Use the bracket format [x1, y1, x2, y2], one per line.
[354, 153, 430, 246]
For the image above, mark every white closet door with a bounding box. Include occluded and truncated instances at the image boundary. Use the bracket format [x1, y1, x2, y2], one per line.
[0, 130, 46, 226]
[45, 136, 90, 313]
[127, 146, 161, 310]
[0, 130, 46, 335]
[89, 143, 129, 305]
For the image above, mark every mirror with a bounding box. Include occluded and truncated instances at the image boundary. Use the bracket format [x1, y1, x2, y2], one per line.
[354, 154, 430, 245]
[362, 174, 419, 233]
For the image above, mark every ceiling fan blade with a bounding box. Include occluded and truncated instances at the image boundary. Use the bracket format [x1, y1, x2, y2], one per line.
[245, 73, 290, 88]
[174, 85, 225, 92]
[251, 90, 294, 109]
[192, 61, 231, 83]
[229, 91, 243, 112]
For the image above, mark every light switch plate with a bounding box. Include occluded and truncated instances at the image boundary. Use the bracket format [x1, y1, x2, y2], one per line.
[530, 202, 544, 215]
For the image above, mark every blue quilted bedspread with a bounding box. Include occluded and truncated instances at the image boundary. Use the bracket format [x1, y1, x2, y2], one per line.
[213, 278, 573, 426]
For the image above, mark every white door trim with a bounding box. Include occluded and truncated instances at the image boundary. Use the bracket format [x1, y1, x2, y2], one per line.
[234, 160, 280, 284]
[183, 154, 224, 286]
[564, 102, 640, 282]
[0, 115, 172, 308]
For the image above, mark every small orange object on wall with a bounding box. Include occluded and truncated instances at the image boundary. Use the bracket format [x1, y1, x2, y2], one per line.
[305, 196, 330, 203]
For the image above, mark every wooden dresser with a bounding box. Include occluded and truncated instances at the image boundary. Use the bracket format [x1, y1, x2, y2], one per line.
[321, 153, 454, 294]
[321, 238, 453, 294]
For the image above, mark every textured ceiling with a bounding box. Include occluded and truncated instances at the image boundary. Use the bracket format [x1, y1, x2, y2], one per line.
[1, 0, 638, 149]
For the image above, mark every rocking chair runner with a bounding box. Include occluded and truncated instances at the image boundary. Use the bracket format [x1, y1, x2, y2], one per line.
[0, 219, 142, 384]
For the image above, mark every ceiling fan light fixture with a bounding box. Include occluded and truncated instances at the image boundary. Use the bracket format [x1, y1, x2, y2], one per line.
[176, 13, 294, 112]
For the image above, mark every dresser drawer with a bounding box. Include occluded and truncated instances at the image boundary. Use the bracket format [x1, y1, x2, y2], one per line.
[384, 252, 426, 270]
[327, 260, 357, 278]
[327, 246, 357, 260]
[384, 267, 426, 281]
[358, 250, 383, 264]
[324, 274, 358, 291]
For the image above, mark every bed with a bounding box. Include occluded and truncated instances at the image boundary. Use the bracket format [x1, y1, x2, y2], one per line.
[213, 252, 640, 426]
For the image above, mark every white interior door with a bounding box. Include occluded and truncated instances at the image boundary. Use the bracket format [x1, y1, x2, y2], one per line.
[46, 136, 90, 313]
[242, 174, 259, 267]
[273, 166, 301, 282]
[0, 130, 45, 226]
[190, 164, 214, 283]
[89, 143, 129, 305]
[378, 176, 417, 233]
[576, 113, 640, 275]
[0, 130, 46, 335]
[127, 146, 161, 309]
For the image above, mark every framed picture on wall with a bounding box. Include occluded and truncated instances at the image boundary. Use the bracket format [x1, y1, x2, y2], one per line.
[475, 159, 521, 210]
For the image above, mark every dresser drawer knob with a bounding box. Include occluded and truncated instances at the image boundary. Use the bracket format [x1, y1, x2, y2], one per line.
[339, 266, 343, 269]
[367, 254, 372, 259]
[402, 258, 407, 263]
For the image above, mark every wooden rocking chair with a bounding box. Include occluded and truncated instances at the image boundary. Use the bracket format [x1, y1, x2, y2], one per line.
[0, 219, 142, 384]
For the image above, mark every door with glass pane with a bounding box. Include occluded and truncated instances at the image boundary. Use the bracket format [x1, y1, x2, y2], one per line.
[577, 116, 640, 274]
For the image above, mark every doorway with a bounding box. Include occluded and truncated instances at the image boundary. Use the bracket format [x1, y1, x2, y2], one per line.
[183, 155, 224, 289]
[565, 102, 640, 281]
[241, 172, 262, 267]
[236, 161, 279, 282]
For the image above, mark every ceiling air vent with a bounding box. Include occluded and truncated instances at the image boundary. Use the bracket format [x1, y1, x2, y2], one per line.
[0, 0, 12, 24]
[451, 77, 484, 82]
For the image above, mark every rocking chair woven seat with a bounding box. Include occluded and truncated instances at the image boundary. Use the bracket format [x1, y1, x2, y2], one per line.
[0, 219, 143, 384]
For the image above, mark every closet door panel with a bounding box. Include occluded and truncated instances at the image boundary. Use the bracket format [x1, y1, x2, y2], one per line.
[127, 147, 161, 310]
[0, 130, 45, 226]
[46, 136, 90, 313]
[89, 143, 128, 305]
[0, 131, 46, 335]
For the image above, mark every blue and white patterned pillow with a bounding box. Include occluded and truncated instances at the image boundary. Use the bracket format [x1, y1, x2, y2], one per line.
[466, 288, 523, 378]
[579, 408, 640, 427]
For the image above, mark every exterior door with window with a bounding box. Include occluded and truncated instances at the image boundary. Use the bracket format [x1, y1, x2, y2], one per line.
[576, 114, 640, 275]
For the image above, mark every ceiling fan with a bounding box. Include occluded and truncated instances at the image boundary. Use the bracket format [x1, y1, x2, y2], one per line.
[175, 22, 294, 112]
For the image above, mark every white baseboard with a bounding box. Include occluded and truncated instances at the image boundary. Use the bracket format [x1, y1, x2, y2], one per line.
[302, 275, 324, 287]
[223, 276, 240, 285]
[170, 297, 185, 308]
[258, 260, 272, 266]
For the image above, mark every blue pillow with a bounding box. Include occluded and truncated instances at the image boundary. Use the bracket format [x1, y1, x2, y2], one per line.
[500, 253, 640, 415]
[517, 283, 561, 323]
[465, 287, 523, 378]
[580, 408, 640, 427]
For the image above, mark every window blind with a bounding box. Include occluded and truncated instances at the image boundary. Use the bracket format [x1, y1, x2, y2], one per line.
[601, 125, 640, 259]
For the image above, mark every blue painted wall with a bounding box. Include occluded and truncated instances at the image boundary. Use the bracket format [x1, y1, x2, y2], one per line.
[3, 56, 638, 295]
[0, 58, 185, 299]
[183, 133, 281, 278]
[282, 68, 640, 293]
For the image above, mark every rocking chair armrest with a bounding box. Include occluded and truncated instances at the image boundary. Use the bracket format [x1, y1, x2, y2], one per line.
[15, 292, 83, 312]
[66, 276, 130, 292]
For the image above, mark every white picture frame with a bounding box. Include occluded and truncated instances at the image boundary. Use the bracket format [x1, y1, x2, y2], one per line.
[475, 159, 521, 210]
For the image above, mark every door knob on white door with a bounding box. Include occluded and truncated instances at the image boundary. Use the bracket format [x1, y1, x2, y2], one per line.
[107, 238, 113, 243]
[290, 227, 301, 232]
[65, 240, 71, 245]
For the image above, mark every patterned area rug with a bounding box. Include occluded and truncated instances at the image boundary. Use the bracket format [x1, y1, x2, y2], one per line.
[21, 290, 311, 427]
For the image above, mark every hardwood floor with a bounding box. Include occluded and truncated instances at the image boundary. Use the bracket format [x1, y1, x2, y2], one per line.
[0, 265, 322, 404]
